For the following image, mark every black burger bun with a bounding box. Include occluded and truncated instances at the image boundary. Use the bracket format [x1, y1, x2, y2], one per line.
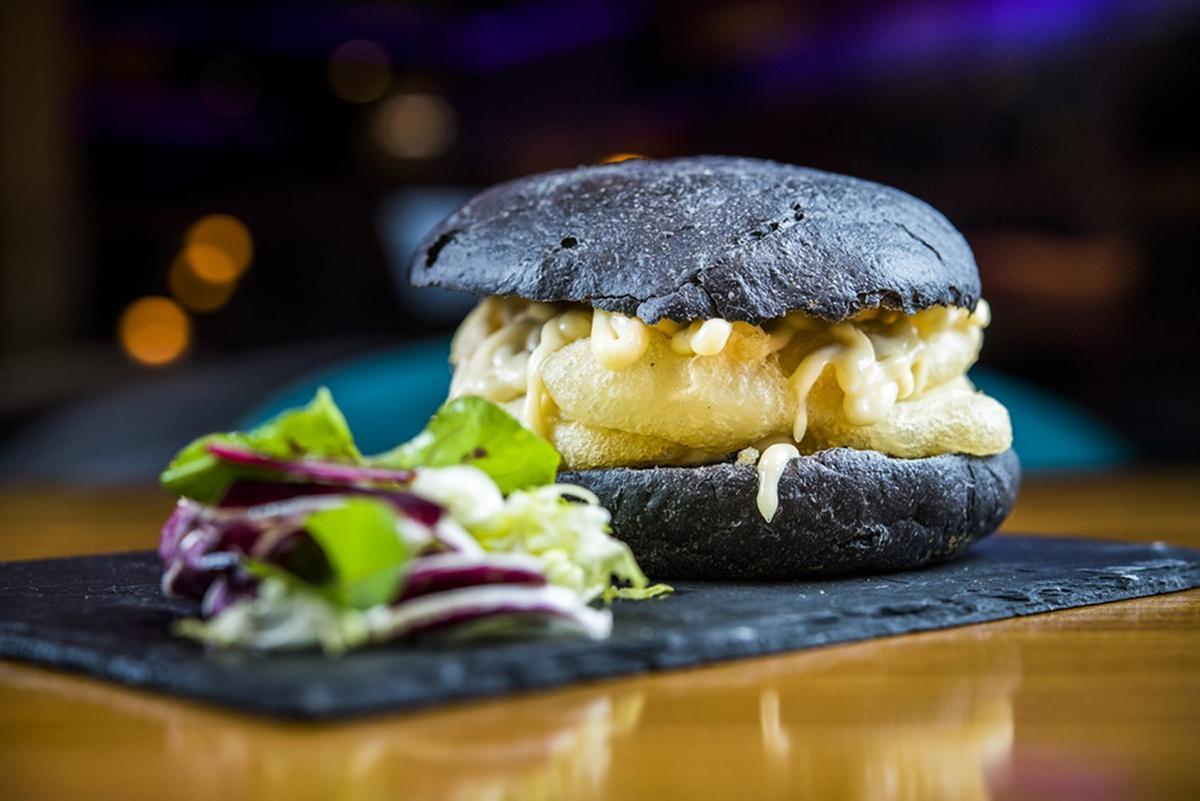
[412, 155, 1017, 577]
[560, 448, 1021, 579]
[410, 155, 980, 323]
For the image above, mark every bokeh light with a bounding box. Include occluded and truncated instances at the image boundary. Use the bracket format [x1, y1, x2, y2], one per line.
[118, 297, 191, 366]
[374, 93, 457, 159]
[599, 152, 646, 164]
[184, 214, 253, 281]
[182, 243, 238, 284]
[168, 255, 235, 313]
[328, 40, 392, 104]
[198, 54, 262, 119]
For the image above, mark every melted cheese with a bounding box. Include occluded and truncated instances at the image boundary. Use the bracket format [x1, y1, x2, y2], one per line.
[449, 296, 1000, 522]
[671, 319, 734, 356]
[755, 443, 800, 522]
[780, 303, 989, 442]
[522, 311, 592, 436]
[590, 310, 651, 369]
[787, 344, 840, 442]
[448, 298, 541, 402]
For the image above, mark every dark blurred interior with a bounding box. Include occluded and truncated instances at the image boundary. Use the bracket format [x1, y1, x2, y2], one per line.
[2, 0, 1199, 481]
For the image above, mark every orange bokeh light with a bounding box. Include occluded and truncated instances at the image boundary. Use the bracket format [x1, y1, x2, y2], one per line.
[328, 39, 392, 104]
[185, 214, 252, 281]
[168, 256, 235, 312]
[599, 152, 646, 164]
[374, 93, 457, 159]
[119, 296, 190, 366]
[183, 243, 239, 284]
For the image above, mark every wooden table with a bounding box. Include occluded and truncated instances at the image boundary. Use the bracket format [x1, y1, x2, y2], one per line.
[1, 474, 1198, 801]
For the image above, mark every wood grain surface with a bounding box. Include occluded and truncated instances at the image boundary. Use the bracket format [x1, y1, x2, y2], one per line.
[1, 472, 1197, 801]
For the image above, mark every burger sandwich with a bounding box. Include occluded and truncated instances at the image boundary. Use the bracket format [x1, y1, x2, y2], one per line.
[411, 156, 1019, 578]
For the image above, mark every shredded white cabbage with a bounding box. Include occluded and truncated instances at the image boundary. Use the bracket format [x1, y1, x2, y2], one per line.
[175, 579, 371, 654]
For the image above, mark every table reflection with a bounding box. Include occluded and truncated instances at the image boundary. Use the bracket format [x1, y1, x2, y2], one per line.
[160, 691, 645, 801]
[601, 630, 1021, 801]
[0, 661, 644, 801]
[753, 654, 1015, 800]
[0, 627, 1019, 801]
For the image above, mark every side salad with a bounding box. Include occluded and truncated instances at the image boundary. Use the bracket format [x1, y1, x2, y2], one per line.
[158, 389, 669, 652]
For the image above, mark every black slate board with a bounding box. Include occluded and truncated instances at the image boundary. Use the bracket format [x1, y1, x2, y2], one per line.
[1, 535, 1197, 720]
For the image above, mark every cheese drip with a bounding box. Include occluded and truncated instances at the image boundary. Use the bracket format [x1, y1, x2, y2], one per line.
[755, 443, 800, 522]
[671, 319, 734, 356]
[591, 310, 651, 369]
[522, 310, 592, 436]
[776, 303, 990, 442]
[451, 298, 991, 443]
[451, 302, 747, 438]
[449, 297, 1000, 522]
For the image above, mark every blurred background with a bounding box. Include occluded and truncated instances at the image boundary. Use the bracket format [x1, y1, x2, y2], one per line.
[2, 0, 1198, 482]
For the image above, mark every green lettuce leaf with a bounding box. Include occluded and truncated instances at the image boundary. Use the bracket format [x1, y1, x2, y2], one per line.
[372, 396, 560, 494]
[303, 499, 410, 609]
[247, 498, 410, 611]
[160, 388, 360, 503]
[603, 582, 674, 602]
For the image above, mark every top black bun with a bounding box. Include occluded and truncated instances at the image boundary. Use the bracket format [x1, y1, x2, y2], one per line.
[410, 156, 979, 323]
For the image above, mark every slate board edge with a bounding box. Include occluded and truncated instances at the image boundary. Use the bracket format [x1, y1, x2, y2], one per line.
[1, 541, 1198, 721]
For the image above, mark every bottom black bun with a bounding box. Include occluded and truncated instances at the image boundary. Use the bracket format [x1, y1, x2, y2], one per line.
[560, 448, 1020, 579]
